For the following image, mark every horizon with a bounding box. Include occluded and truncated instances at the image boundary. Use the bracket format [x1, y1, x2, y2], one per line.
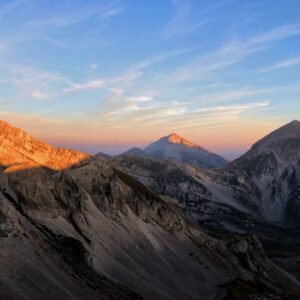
[1, 1, 300, 159]
[1, 117, 299, 161]
[24, 118, 300, 160]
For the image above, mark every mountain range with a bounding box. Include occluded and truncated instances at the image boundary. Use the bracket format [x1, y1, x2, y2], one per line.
[114, 121, 300, 250]
[1, 119, 300, 299]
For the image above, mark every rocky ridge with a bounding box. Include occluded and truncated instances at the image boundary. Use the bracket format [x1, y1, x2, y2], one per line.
[0, 120, 88, 172]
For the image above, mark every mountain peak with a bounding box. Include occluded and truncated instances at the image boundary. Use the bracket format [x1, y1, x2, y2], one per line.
[289, 119, 300, 125]
[286, 119, 300, 130]
[144, 133, 227, 169]
[164, 133, 198, 148]
[167, 132, 180, 139]
[252, 120, 300, 149]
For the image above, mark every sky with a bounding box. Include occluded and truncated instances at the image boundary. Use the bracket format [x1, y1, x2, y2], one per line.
[0, 0, 300, 159]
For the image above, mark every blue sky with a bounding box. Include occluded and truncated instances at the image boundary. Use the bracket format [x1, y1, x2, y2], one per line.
[0, 0, 300, 159]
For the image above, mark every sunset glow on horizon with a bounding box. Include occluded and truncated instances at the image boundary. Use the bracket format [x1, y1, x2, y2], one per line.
[0, 0, 299, 159]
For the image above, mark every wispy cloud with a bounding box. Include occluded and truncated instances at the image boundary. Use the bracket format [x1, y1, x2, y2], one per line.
[101, 7, 124, 19]
[0, 0, 28, 19]
[220, 25, 300, 57]
[193, 87, 273, 104]
[153, 24, 300, 87]
[62, 48, 188, 94]
[26, 3, 123, 29]
[161, 0, 206, 39]
[260, 55, 300, 72]
[153, 100, 271, 130]
[196, 100, 270, 114]
[2, 63, 68, 99]
[63, 80, 104, 93]
[30, 89, 51, 100]
[0, 1, 124, 54]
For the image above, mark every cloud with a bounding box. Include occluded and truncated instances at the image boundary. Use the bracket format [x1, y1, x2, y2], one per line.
[101, 7, 124, 19]
[89, 64, 99, 70]
[162, 0, 206, 39]
[26, 3, 123, 29]
[30, 89, 50, 100]
[220, 25, 300, 57]
[260, 55, 300, 72]
[62, 48, 188, 94]
[4, 64, 67, 98]
[193, 87, 273, 105]
[0, 0, 28, 19]
[150, 100, 271, 130]
[151, 24, 300, 88]
[0, 1, 124, 54]
[63, 80, 104, 93]
[196, 100, 270, 114]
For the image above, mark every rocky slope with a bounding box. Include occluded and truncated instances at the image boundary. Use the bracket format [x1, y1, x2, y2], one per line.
[1, 120, 300, 299]
[115, 133, 228, 169]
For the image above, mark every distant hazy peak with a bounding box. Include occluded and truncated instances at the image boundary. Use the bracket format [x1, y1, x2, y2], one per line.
[160, 133, 204, 149]
[144, 132, 227, 169]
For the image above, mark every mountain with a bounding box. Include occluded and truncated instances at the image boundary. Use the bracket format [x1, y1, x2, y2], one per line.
[232, 120, 300, 174]
[122, 147, 148, 156]
[1, 119, 300, 299]
[120, 133, 227, 169]
[113, 121, 300, 252]
[230, 120, 300, 225]
[0, 120, 88, 172]
[95, 151, 111, 158]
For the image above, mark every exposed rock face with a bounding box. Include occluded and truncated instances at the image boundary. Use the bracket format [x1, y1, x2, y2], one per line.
[0, 120, 88, 172]
[117, 133, 228, 169]
[1, 120, 299, 299]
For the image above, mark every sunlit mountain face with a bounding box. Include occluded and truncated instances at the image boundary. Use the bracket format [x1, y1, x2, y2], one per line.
[1, 0, 300, 299]
[0, 120, 88, 172]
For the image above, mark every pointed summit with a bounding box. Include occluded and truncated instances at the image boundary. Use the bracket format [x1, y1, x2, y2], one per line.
[144, 133, 227, 169]
[163, 133, 199, 148]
